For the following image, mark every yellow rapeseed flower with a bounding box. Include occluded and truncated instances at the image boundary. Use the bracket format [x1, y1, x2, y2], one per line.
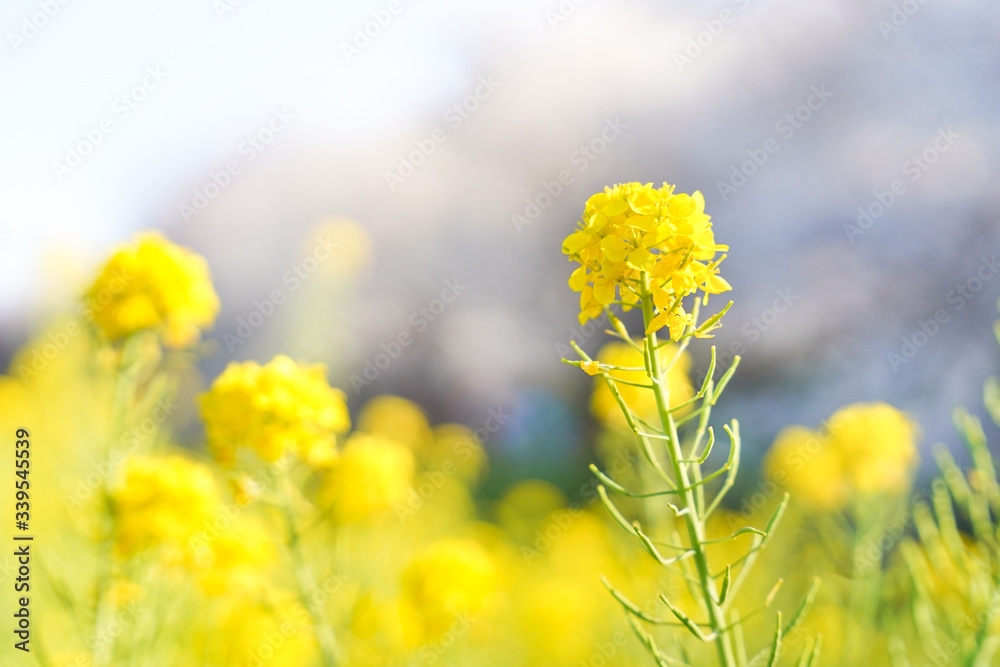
[320, 432, 416, 523]
[562, 182, 730, 332]
[358, 395, 433, 455]
[189, 517, 276, 596]
[827, 402, 919, 495]
[426, 424, 488, 485]
[200, 355, 350, 465]
[110, 454, 220, 558]
[765, 426, 849, 511]
[589, 341, 694, 427]
[765, 402, 919, 511]
[400, 538, 499, 644]
[85, 231, 219, 348]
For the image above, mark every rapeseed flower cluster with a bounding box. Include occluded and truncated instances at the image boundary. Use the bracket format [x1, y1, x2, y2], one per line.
[200, 355, 351, 466]
[562, 182, 730, 337]
[86, 231, 219, 348]
[320, 433, 416, 523]
[765, 402, 919, 511]
[110, 454, 220, 558]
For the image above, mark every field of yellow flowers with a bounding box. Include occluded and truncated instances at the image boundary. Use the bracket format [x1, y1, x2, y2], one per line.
[3, 183, 1000, 666]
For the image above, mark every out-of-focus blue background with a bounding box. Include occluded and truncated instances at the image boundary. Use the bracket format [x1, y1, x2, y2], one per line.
[2, 0, 998, 495]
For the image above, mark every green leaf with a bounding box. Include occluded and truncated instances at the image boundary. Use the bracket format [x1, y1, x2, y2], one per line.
[659, 593, 716, 642]
[717, 565, 732, 606]
[783, 577, 820, 637]
[766, 611, 783, 667]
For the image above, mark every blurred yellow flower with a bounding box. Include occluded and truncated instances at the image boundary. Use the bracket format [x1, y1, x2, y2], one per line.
[496, 480, 568, 546]
[85, 231, 219, 348]
[518, 578, 604, 665]
[562, 182, 729, 329]
[189, 517, 276, 596]
[110, 454, 220, 558]
[590, 341, 694, 427]
[766, 402, 919, 511]
[828, 402, 919, 495]
[400, 538, 500, 644]
[358, 395, 433, 456]
[765, 426, 848, 511]
[427, 424, 488, 485]
[200, 355, 350, 465]
[320, 433, 415, 523]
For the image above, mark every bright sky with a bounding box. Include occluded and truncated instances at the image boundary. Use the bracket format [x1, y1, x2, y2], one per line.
[0, 0, 510, 319]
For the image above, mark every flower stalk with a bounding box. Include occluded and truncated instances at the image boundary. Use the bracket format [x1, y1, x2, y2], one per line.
[279, 487, 341, 667]
[639, 272, 735, 667]
[561, 182, 818, 665]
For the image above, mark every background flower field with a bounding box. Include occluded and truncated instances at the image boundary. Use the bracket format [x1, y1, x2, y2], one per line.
[1, 1, 999, 666]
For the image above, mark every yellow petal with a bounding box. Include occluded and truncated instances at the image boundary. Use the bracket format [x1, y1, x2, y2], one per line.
[692, 190, 705, 214]
[593, 279, 616, 305]
[568, 266, 588, 291]
[667, 193, 695, 218]
[626, 247, 657, 272]
[667, 312, 691, 341]
[602, 198, 629, 217]
[703, 274, 732, 294]
[627, 214, 658, 233]
[563, 231, 592, 255]
[650, 284, 673, 310]
[586, 212, 608, 232]
[628, 189, 659, 215]
[581, 360, 601, 376]
[600, 236, 631, 263]
[645, 310, 669, 335]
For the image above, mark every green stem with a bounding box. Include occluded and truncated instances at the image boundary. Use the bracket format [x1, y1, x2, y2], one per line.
[92, 353, 138, 667]
[849, 495, 889, 665]
[640, 274, 736, 667]
[279, 478, 339, 667]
